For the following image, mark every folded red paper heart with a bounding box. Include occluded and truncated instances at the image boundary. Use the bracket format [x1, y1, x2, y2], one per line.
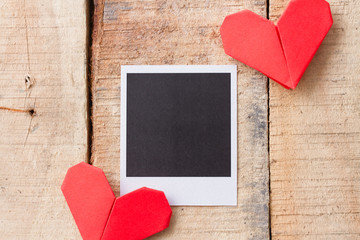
[61, 162, 172, 240]
[220, 0, 333, 89]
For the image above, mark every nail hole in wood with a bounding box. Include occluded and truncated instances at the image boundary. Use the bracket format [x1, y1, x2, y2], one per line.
[25, 74, 33, 89]
[29, 109, 36, 117]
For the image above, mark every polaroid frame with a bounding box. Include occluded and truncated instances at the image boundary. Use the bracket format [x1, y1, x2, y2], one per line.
[120, 65, 237, 206]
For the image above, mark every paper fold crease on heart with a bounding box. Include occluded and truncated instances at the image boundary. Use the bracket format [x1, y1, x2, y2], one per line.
[61, 162, 172, 240]
[220, 0, 333, 89]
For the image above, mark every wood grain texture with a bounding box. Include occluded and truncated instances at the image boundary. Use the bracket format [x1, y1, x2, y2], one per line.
[91, 0, 270, 239]
[269, 0, 360, 239]
[0, 0, 88, 239]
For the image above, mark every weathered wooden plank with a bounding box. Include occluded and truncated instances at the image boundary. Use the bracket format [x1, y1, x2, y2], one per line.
[91, 0, 270, 239]
[0, 0, 88, 239]
[269, 0, 360, 238]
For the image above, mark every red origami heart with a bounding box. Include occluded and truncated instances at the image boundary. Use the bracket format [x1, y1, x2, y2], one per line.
[220, 0, 333, 89]
[61, 162, 172, 240]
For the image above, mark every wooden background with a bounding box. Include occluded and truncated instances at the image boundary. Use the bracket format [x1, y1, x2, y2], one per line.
[0, 0, 88, 238]
[269, 0, 360, 238]
[91, 0, 270, 239]
[1, 0, 359, 239]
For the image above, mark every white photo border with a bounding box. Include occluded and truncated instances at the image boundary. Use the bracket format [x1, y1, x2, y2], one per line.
[120, 65, 237, 206]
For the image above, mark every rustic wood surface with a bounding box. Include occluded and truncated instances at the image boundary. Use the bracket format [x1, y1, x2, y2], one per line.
[2, 0, 359, 239]
[91, 0, 270, 239]
[0, 0, 88, 239]
[269, 0, 360, 239]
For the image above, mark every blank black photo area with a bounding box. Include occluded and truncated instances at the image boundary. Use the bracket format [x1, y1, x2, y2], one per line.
[126, 73, 231, 177]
